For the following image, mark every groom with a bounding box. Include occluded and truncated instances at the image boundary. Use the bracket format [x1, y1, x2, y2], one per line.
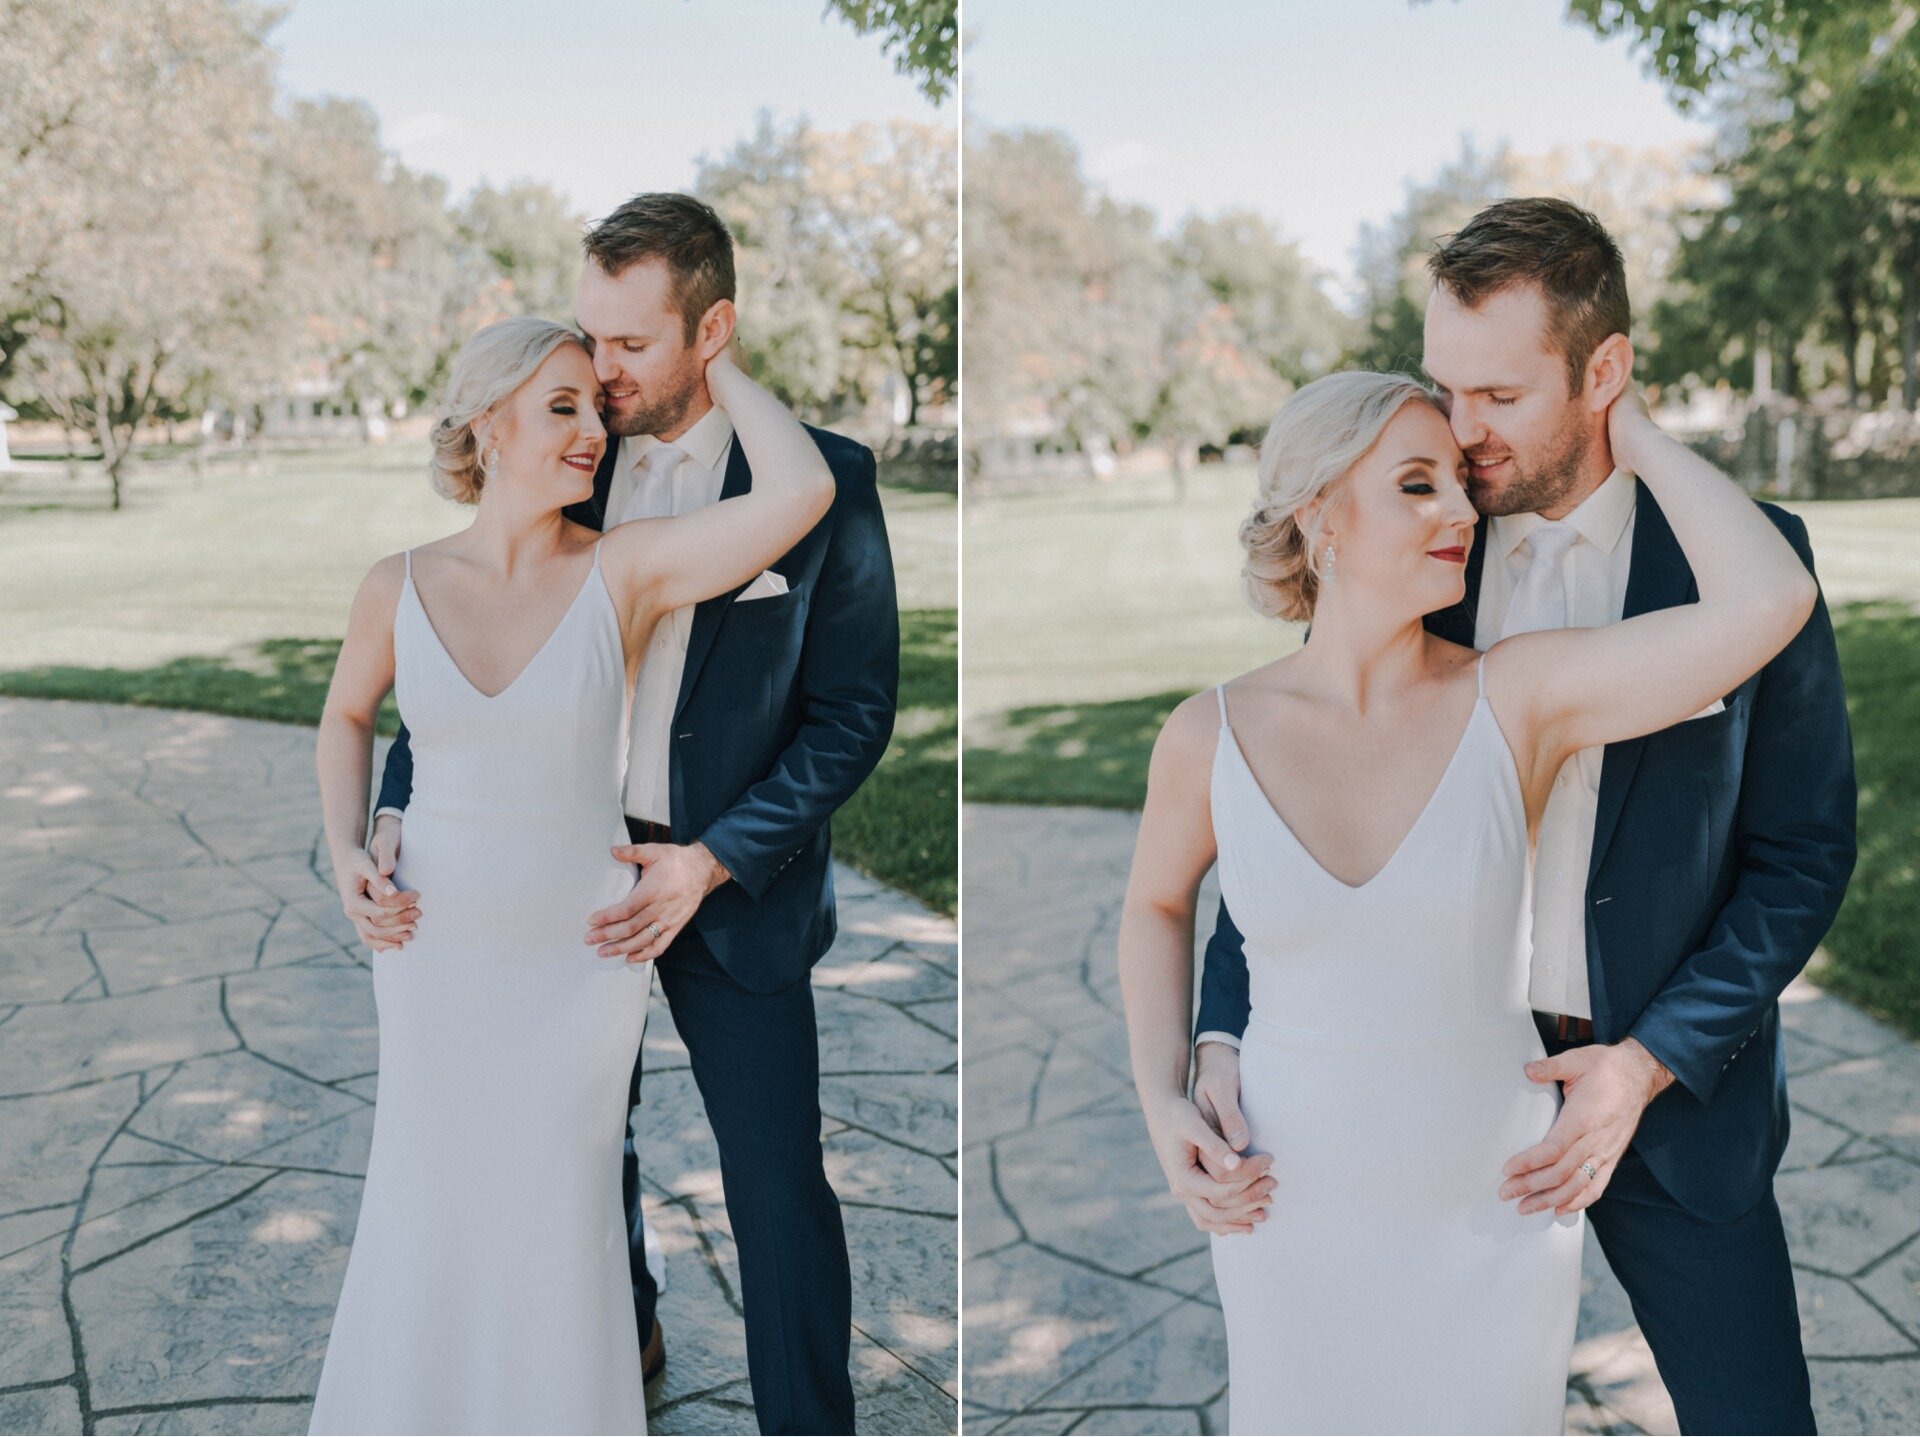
[1190, 199, 1854, 1434]
[360, 193, 898, 1435]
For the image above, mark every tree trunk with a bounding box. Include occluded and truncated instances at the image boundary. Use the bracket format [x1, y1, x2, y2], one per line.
[85, 372, 125, 510]
[1896, 230, 1912, 409]
[94, 417, 126, 510]
[1168, 439, 1189, 502]
[1836, 270, 1862, 404]
[1905, 261, 1920, 411]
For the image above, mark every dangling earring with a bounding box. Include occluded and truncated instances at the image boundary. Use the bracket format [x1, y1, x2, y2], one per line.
[1321, 542, 1337, 586]
[484, 444, 500, 480]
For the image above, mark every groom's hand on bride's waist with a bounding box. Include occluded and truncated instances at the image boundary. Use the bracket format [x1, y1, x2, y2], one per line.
[587, 840, 732, 964]
[1500, 1039, 1676, 1217]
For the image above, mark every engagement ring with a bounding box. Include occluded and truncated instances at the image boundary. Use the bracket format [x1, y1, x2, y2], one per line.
[647, 921, 664, 940]
[1580, 1161, 1598, 1182]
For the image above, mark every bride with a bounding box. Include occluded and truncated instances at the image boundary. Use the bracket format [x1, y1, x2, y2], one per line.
[1118, 371, 1815, 1434]
[307, 317, 832, 1435]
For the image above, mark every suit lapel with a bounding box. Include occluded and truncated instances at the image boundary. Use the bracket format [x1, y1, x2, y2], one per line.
[1588, 483, 1694, 876]
[674, 436, 753, 718]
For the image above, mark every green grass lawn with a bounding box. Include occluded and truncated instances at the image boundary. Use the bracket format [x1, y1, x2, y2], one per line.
[1813, 602, 1920, 1034]
[965, 464, 1920, 1033]
[0, 443, 956, 913]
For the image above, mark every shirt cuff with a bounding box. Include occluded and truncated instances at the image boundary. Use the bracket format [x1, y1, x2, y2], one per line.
[371, 807, 405, 824]
[1195, 1031, 1242, 1052]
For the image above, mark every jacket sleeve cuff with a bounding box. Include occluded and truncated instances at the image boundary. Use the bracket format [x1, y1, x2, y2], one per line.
[1195, 1031, 1242, 1052]
[372, 806, 405, 823]
[697, 823, 773, 904]
[1626, 1010, 1716, 1107]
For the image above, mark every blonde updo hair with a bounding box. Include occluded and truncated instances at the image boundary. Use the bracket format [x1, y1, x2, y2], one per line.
[1241, 371, 1448, 621]
[430, 316, 587, 503]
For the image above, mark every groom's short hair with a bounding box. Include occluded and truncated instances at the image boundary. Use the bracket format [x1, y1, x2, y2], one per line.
[582, 193, 736, 344]
[1428, 198, 1630, 396]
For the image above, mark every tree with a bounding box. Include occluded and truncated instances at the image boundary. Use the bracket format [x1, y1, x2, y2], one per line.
[824, 0, 957, 103]
[1564, 2, 1920, 404]
[1344, 137, 1714, 386]
[239, 98, 484, 429]
[459, 181, 585, 323]
[0, 0, 277, 506]
[962, 126, 1298, 487]
[1173, 211, 1352, 388]
[960, 127, 1113, 446]
[698, 115, 957, 426]
[1624, 73, 1920, 406]
[813, 121, 958, 425]
[1347, 141, 1517, 376]
[1566, 0, 1920, 186]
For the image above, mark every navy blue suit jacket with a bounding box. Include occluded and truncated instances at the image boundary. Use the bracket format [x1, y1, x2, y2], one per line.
[1194, 485, 1857, 1222]
[377, 425, 900, 994]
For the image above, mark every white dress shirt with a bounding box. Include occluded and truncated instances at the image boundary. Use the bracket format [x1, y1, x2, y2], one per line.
[1475, 468, 1638, 1020]
[1197, 468, 1638, 1048]
[613, 405, 736, 826]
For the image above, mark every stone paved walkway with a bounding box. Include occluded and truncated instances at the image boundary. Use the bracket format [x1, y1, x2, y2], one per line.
[0, 698, 957, 1437]
[962, 803, 1920, 1436]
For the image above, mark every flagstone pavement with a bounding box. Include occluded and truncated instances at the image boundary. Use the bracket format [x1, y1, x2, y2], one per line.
[963, 803, 1920, 1437]
[0, 697, 957, 1437]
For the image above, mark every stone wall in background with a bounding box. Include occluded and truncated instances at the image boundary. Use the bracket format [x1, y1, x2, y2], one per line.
[1683, 405, 1920, 501]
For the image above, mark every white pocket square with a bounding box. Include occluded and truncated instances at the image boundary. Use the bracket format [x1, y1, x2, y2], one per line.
[1683, 698, 1727, 722]
[736, 570, 789, 602]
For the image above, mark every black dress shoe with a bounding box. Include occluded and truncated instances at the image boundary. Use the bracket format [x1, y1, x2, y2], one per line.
[642, 1319, 666, 1386]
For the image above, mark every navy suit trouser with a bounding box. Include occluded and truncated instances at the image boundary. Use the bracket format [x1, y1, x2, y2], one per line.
[621, 895, 854, 1434]
[1543, 1030, 1814, 1435]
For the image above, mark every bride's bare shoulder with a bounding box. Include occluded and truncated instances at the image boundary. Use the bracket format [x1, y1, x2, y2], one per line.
[339, 553, 409, 644]
[356, 552, 410, 603]
[1150, 687, 1231, 785]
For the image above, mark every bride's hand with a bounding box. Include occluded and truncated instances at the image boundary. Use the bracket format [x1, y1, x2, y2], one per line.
[333, 834, 419, 953]
[1145, 1093, 1275, 1237]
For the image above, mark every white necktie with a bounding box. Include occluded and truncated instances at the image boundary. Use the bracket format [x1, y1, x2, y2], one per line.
[622, 441, 691, 825]
[1499, 521, 1580, 639]
[622, 443, 687, 522]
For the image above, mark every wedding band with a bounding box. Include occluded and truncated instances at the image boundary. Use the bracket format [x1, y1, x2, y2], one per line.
[646, 921, 664, 940]
[1580, 1161, 1598, 1181]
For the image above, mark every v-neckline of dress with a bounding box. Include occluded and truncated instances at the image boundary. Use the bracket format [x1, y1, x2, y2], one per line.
[1219, 694, 1488, 893]
[405, 549, 604, 702]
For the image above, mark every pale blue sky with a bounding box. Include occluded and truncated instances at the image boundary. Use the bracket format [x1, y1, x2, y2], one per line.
[271, 0, 947, 221]
[966, 0, 1712, 298]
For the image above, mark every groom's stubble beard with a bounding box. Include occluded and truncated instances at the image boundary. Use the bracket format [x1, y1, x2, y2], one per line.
[1465, 399, 1594, 519]
[602, 352, 707, 441]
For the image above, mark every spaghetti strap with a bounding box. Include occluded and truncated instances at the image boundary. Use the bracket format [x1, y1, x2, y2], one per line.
[403, 549, 413, 584]
[1476, 653, 1487, 699]
[1215, 684, 1230, 729]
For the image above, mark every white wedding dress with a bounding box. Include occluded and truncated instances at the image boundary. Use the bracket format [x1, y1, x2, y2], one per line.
[309, 545, 650, 1435]
[1208, 657, 1581, 1435]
